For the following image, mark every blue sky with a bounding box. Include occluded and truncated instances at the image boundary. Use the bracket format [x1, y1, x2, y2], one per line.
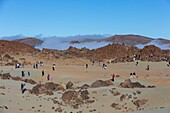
[0, 0, 170, 39]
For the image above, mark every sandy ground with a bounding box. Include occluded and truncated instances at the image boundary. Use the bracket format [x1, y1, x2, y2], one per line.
[0, 61, 170, 113]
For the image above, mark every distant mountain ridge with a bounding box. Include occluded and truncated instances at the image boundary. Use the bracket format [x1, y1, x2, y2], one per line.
[70, 34, 170, 46]
[1, 34, 170, 49]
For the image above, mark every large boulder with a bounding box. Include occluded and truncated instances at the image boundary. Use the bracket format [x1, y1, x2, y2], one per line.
[30, 82, 64, 95]
[90, 80, 113, 88]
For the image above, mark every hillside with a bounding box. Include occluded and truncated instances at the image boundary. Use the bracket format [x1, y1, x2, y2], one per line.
[0, 40, 40, 54]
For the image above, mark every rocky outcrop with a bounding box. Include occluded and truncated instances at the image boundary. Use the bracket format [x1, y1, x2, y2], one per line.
[119, 79, 145, 88]
[0, 73, 11, 79]
[62, 90, 94, 109]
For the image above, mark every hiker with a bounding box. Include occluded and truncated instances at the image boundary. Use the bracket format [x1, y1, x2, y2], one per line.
[17, 63, 20, 68]
[47, 74, 50, 81]
[36, 63, 38, 69]
[111, 74, 115, 82]
[21, 71, 25, 77]
[21, 83, 26, 94]
[42, 70, 45, 76]
[102, 63, 105, 68]
[40, 61, 44, 66]
[167, 61, 170, 67]
[104, 64, 107, 70]
[28, 71, 30, 76]
[92, 60, 95, 66]
[86, 64, 88, 69]
[130, 73, 133, 78]
[133, 72, 136, 78]
[146, 65, 149, 70]
[52, 64, 55, 71]
[15, 64, 17, 69]
[136, 61, 138, 66]
[33, 63, 36, 69]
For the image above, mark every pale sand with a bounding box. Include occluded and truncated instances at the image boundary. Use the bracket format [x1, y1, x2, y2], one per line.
[0, 61, 170, 113]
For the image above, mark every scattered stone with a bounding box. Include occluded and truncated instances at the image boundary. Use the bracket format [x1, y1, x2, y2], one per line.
[120, 94, 128, 101]
[148, 85, 156, 88]
[0, 105, 8, 109]
[89, 109, 96, 112]
[66, 81, 74, 89]
[79, 84, 89, 89]
[133, 97, 137, 100]
[86, 100, 95, 104]
[113, 91, 121, 96]
[133, 99, 148, 108]
[0, 93, 5, 95]
[79, 90, 89, 100]
[116, 75, 120, 77]
[111, 103, 118, 108]
[19, 108, 23, 111]
[91, 91, 97, 94]
[136, 90, 141, 94]
[55, 107, 62, 112]
[0, 86, 5, 89]
[128, 95, 132, 99]
[24, 79, 37, 84]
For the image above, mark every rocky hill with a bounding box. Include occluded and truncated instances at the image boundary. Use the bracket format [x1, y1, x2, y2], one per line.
[0, 40, 40, 54]
[0, 40, 170, 64]
[14, 37, 43, 47]
[41, 44, 170, 62]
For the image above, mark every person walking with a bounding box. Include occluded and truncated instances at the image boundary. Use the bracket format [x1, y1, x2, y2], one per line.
[21, 71, 25, 77]
[52, 64, 55, 71]
[111, 74, 115, 82]
[21, 83, 25, 94]
[42, 70, 45, 76]
[28, 71, 30, 76]
[47, 74, 50, 81]
[86, 64, 88, 69]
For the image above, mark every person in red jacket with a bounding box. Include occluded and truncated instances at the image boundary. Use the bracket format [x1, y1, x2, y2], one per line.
[111, 74, 115, 82]
[47, 74, 50, 81]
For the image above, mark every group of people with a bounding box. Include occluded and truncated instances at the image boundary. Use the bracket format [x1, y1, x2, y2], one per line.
[41, 70, 51, 81]
[19, 61, 57, 94]
[21, 70, 31, 77]
[130, 72, 137, 78]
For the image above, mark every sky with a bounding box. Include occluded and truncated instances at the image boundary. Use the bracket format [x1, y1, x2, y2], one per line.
[0, 0, 170, 39]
